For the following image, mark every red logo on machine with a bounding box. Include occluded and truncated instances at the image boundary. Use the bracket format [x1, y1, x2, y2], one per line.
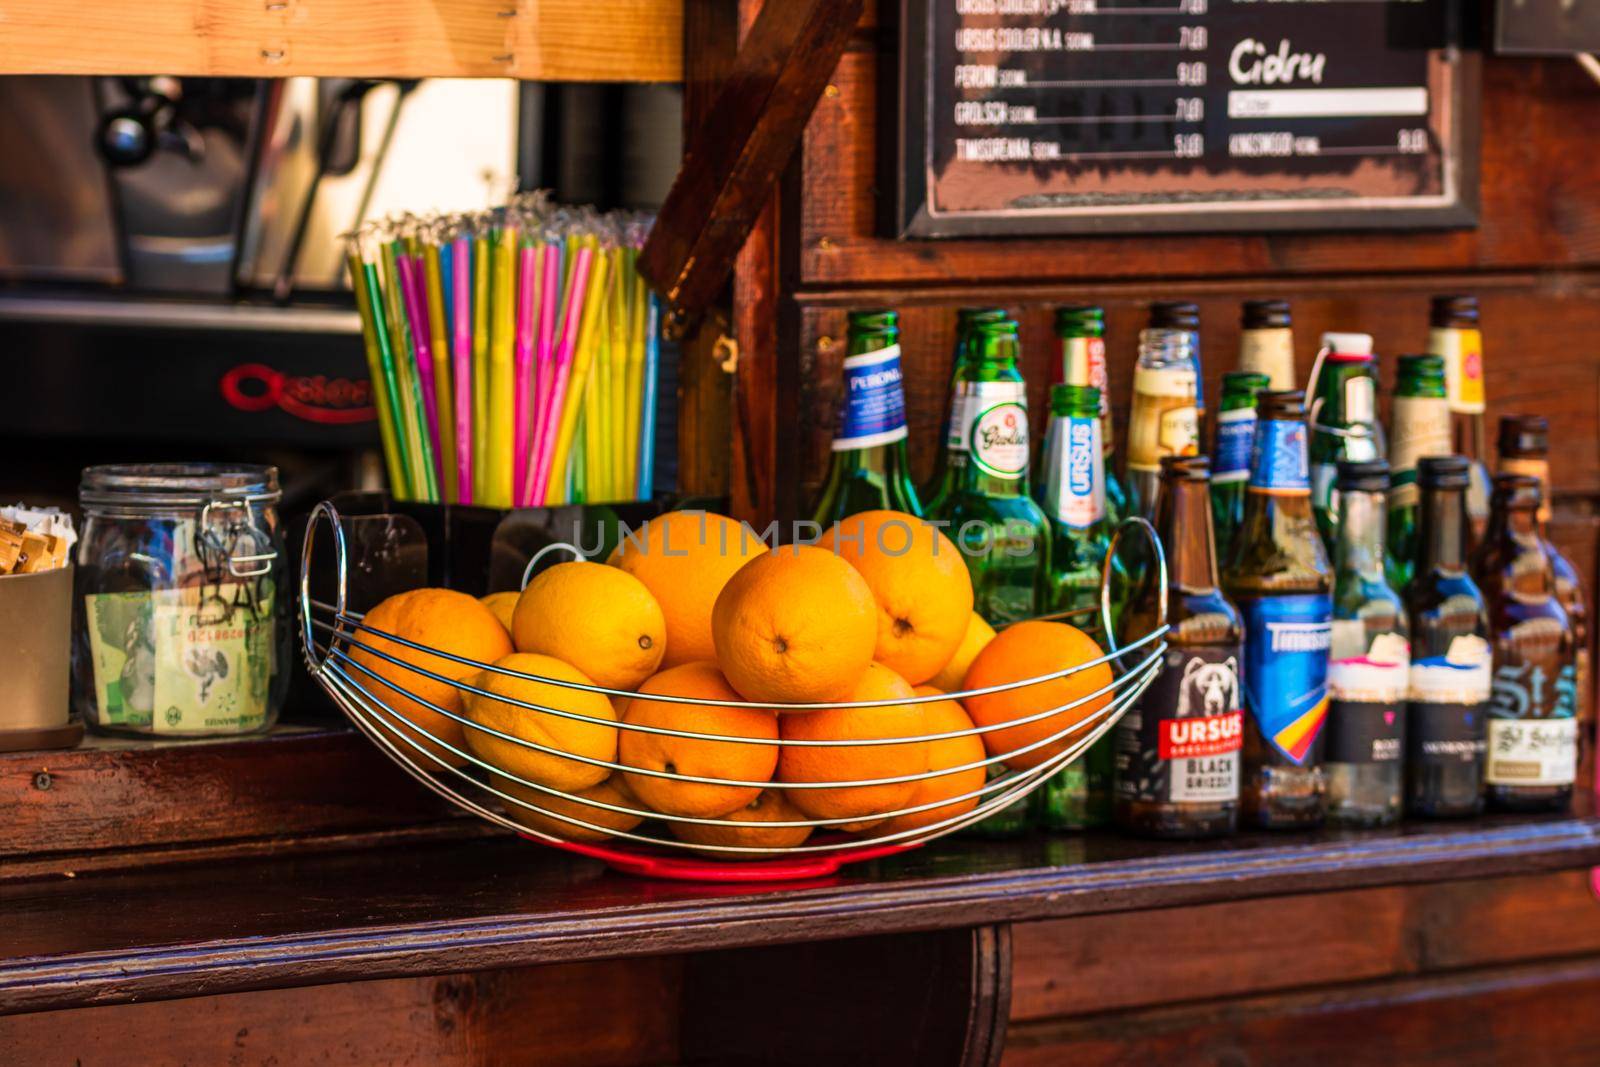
[221, 364, 375, 425]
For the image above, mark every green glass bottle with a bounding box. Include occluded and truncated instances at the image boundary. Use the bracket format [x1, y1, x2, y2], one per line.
[1056, 306, 1128, 523]
[1211, 371, 1270, 561]
[925, 307, 1009, 504]
[1032, 384, 1115, 831]
[1386, 355, 1450, 592]
[1308, 332, 1384, 553]
[927, 318, 1052, 627]
[809, 310, 922, 527]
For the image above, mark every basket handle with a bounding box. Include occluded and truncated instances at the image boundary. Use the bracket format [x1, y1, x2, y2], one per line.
[299, 500, 349, 678]
[1101, 515, 1167, 658]
[520, 541, 585, 591]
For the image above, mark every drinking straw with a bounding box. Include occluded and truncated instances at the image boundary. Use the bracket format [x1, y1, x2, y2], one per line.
[610, 247, 634, 499]
[396, 250, 442, 492]
[451, 234, 474, 504]
[512, 239, 540, 507]
[531, 241, 596, 506]
[487, 226, 518, 508]
[587, 303, 609, 501]
[347, 248, 408, 497]
[382, 241, 438, 501]
[624, 267, 648, 495]
[543, 249, 612, 505]
[638, 292, 660, 499]
[471, 232, 491, 504]
[423, 241, 456, 503]
[519, 240, 562, 506]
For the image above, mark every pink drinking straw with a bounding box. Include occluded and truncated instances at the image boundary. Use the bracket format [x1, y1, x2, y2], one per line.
[523, 242, 563, 505]
[531, 244, 595, 506]
[451, 235, 474, 504]
[397, 252, 442, 490]
[512, 242, 539, 507]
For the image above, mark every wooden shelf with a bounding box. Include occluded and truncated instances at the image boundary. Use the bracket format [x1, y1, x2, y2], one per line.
[5, 811, 1599, 1015]
[0, 0, 683, 82]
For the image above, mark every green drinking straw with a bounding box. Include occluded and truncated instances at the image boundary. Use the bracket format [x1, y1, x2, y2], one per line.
[348, 250, 408, 497]
[472, 233, 492, 504]
[624, 267, 648, 496]
[356, 250, 415, 499]
[382, 240, 438, 501]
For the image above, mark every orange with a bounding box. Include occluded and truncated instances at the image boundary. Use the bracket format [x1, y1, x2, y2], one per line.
[867, 686, 986, 838]
[610, 510, 762, 668]
[962, 621, 1113, 771]
[461, 652, 618, 792]
[619, 662, 779, 818]
[479, 591, 519, 635]
[669, 790, 814, 857]
[492, 773, 643, 843]
[349, 588, 514, 768]
[777, 662, 928, 830]
[512, 561, 666, 690]
[818, 511, 974, 685]
[928, 611, 997, 693]
[712, 545, 877, 704]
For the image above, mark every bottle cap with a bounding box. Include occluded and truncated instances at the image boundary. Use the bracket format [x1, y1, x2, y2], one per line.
[1054, 305, 1104, 332]
[1497, 414, 1549, 457]
[1148, 301, 1200, 331]
[1241, 299, 1290, 330]
[847, 308, 897, 334]
[1256, 389, 1307, 419]
[1430, 295, 1479, 328]
[1159, 454, 1211, 481]
[1418, 455, 1471, 489]
[1337, 459, 1391, 493]
[1222, 371, 1271, 395]
[1319, 332, 1374, 359]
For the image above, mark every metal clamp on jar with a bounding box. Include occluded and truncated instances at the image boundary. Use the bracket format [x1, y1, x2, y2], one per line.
[74, 464, 290, 738]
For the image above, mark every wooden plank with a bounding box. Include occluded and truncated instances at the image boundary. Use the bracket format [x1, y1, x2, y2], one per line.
[0, 959, 681, 1066]
[1003, 955, 1600, 1067]
[799, 51, 1600, 287]
[4, 817, 1599, 1015]
[638, 0, 862, 334]
[1011, 869, 1600, 1022]
[0, 0, 683, 82]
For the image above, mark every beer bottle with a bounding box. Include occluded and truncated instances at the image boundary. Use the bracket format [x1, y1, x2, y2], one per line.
[1238, 299, 1296, 390]
[1114, 455, 1243, 839]
[1326, 460, 1410, 827]
[1211, 371, 1270, 560]
[1056, 305, 1128, 523]
[1149, 301, 1204, 416]
[1426, 296, 1491, 542]
[809, 310, 922, 527]
[1125, 328, 1200, 521]
[1498, 414, 1591, 772]
[1386, 355, 1452, 592]
[1471, 473, 1577, 812]
[1223, 390, 1332, 829]
[926, 318, 1051, 625]
[1308, 333, 1385, 553]
[1037, 385, 1113, 616]
[925, 307, 1009, 504]
[1405, 456, 1491, 819]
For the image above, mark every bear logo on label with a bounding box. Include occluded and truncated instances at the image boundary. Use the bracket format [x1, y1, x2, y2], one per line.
[1179, 656, 1240, 717]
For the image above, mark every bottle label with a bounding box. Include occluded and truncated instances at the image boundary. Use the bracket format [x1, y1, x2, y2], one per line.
[1344, 376, 1377, 425]
[1310, 462, 1338, 517]
[1115, 646, 1243, 805]
[1429, 326, 1486, 416]
[1239, 327, 1295, 390]
[1240, 594, 1332, 765]
[1248, 418, 1310, 493]
[1062, 336, 1108, 398]
[834, 345, 909, 451]
[1044, 415, 1105, 529]
[1127, 366, 1198, 473]
[946, 380, 1025, 455]
[1407, 636, 1491, 768]
[1499, 457, 1553, 523]
[967, 389, 1030, 479]
[1486, 718, 1577, 786]
[1325, 627, 1409, 765]
[1213, 408, 1256, 484]
[1389, 395, 1452, 509]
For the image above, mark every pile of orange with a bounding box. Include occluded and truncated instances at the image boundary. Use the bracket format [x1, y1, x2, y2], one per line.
[348, 508, 1112, 859]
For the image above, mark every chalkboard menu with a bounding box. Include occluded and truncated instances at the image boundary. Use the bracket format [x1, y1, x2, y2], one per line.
[889, 0, 1477, 237]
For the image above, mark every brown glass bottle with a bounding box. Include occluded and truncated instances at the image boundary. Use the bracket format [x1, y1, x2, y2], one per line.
[1498, 415, 1590, 775]
[1115, 455, 1243, 839]
[1470, 474, 1577, 812]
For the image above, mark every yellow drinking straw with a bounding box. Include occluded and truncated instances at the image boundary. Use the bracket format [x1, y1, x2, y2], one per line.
[583, 351, 603, 501]
[591, 299, 613, 501]
[423, 242, 456, 502]
[607, 247, 630, 500]
[543, 251, 612, 504]
[487, 227, 518, 508]
[471, 234, 491, 504]
[347, 249, 407, 497]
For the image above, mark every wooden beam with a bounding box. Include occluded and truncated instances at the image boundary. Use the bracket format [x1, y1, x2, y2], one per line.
[0, 0, 683, 82]
[637, 0, 862, 337]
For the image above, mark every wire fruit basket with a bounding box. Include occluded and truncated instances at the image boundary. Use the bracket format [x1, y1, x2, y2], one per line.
[299, 502, 1170, 882]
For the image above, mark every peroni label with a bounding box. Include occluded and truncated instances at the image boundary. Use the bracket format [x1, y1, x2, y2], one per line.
[1213, 408, 1256, 484]
[834, 345, 908, 451]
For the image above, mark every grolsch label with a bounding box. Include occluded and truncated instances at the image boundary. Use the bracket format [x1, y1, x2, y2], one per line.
[1487, 617, 1577, 786]
[1429, 326, 1486, 416]
[1407, 636, 1491, 770]
[1325, 625, 1409, 766]
[1212, 408, 1256, 485]
[947, 381, 1030, 481]
[1127, 365, 1198, 473]
[1116, 646, 1243, 805]
[1240, 594, 1332, 765]
[1043, 414, 1105, 530]
[1248, 417, 1310, 493]
[834, 345, 908, 451]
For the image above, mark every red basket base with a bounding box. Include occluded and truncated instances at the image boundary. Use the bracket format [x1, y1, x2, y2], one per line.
[524, 835, 918, 883]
